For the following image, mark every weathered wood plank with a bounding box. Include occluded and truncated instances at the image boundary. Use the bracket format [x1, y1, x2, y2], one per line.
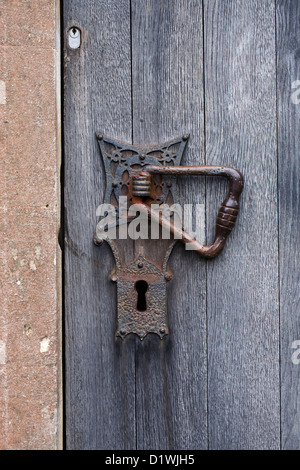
[204, 0, 280, 449]
[131, 0, 207, 449]
[276, 0, 300, 450]
[63, 0, 136, 449]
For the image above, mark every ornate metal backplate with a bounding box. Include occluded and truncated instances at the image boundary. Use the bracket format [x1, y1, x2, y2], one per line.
[95, 133, 189, 340]
[96, 132, 189, 209]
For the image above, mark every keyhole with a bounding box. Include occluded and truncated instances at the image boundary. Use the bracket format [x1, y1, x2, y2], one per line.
[68, 27, 81, 49]
[135, 280, 148, 312]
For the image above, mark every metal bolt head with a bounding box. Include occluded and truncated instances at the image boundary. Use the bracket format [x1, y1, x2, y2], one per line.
[120, 328, 126, 336]
[112, 180, 118, 188]
[159, 327, 166, 335]
[165, 272, 172, 281]
[138, 261, 143, 268]
[110, 273, 117, 283]
[93, 234, 103, 246]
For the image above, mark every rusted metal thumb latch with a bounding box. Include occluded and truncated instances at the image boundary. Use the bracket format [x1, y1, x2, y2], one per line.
[94, 133, 244, 340]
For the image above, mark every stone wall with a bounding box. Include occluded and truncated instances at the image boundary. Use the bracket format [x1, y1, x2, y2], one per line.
[0, 0, 61, 449]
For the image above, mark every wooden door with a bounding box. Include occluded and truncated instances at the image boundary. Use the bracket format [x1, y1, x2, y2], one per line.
[63, 0, 300, 450]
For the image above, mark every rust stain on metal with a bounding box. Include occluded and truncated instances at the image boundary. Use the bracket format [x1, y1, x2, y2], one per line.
[94, 133, 244, 340]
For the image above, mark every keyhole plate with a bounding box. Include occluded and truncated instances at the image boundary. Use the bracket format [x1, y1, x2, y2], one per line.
[68, 27, 81, 49]
[114, 254, 169, 340]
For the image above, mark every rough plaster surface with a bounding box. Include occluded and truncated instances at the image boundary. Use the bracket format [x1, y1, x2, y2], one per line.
[0, 0, 61, 449]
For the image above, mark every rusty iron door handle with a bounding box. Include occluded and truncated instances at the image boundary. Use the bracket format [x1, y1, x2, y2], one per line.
[94, 133, 244, 339]
[131, 165, 243, 258]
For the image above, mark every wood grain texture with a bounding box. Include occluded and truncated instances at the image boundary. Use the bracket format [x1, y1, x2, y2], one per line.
[63, 0, 136, 449]
[131, 0, 207, 450]
[63, 0, 300, 451]
[204, 0, 280, 449]
[276, 0, 300, 450]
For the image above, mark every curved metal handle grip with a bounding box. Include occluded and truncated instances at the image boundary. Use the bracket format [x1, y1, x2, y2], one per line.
[145, 165, 244, 258]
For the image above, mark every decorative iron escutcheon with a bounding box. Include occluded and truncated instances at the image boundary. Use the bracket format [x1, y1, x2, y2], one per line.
[94, 133, 243, 340]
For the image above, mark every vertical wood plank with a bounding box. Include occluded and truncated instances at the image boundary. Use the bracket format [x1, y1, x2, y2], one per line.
[131, 0, 208, 449]
[63, 0, 136, 449]
[204, 0, 280, 449]
[276, 0, 300, 450]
